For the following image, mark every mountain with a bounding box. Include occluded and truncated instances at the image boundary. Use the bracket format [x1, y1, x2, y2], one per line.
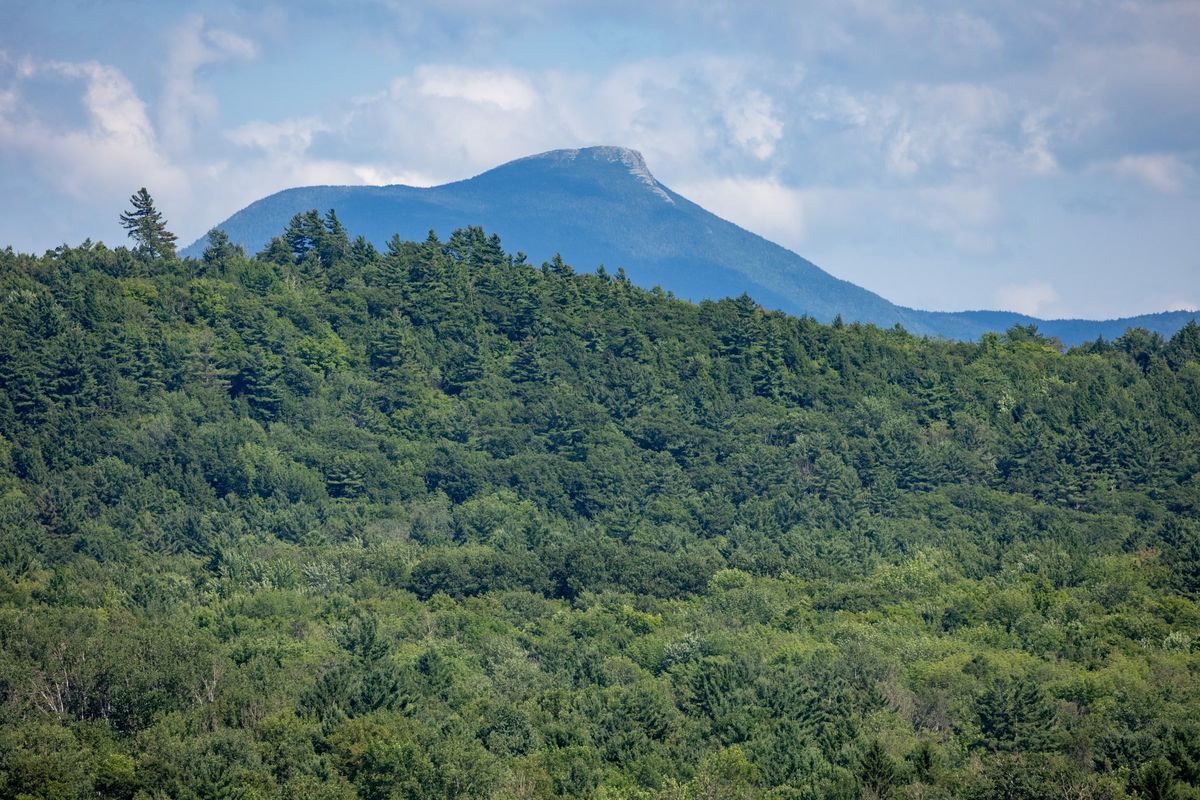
[184, 146, 1196, 344]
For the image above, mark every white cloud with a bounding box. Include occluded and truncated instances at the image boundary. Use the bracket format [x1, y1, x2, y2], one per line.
[722, 89, 783, 160]
[205, 29, 257, 60]
[886, 128, 918, 176]
[806, 84, 874, 127]
[270, 55, 790, 197]
[674, 176, 806, 244]
[350, 165, 440, 186]
[0, 58, 183, 199]
[1103, 154, 1192, 193]
[802, 81, 1039, 181]
[995, 281, 1058, 316]
[416, 65, 537, 111]
[1159, 298, 1199, 313]
[161, 14, 257, 152]
[50, 60, 156, 149]
[1016, 111, 1060, 176]
[227, 117, 326, 155]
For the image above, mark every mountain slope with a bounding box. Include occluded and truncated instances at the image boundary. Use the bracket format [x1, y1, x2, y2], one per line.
[184, 146, 1196, 344]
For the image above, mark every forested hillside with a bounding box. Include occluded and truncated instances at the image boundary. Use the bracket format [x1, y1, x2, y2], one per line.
[2, 212, 1200, 800]
[185, 147, 1197, 344]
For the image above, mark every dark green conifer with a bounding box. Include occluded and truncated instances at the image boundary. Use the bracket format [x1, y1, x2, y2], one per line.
[976, 675, 1056, 753]
[858, 739, 897, 800]
[201, 228, 242, 272]
[119, 188, 177, 259]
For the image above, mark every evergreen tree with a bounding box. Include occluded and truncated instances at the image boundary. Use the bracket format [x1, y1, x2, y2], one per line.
[119, 188, 177, 259]
[1130, 759, 1180, 800]
[909, 740, 938, 784]
[857, 739, 898, 800]
[201, 228, 242, 272]
[284, 209, 324, 262]
[233, 346, 284, 421]
[256, 236, 294, 266]
[976, 675, 1056, 753]
[1166, 320, 1200, 371]
[319, 209, 350, 267]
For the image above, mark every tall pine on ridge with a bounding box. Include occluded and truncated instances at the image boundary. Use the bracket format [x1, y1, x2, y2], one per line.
[119, 188, 177, 260]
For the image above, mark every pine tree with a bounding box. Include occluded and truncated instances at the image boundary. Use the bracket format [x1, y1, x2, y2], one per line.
[1166, 320, 1200, 371]
[201, 228, 242, 272]
[858, 739, 897, 800]
[256, 236, 294, 266]
[284, 209, 324, 262]
[347, 235, 380, 268]
[320, 209, 350, 266]
[233, 347, 283, 421]
[976, 675, 1056, 753]
[1130, 759, 1180, 800]
[909, 740, 937, 784]
[119, 188, 177, 259]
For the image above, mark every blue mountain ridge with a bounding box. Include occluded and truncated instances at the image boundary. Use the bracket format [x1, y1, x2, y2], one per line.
[183, 146, 1197, 345]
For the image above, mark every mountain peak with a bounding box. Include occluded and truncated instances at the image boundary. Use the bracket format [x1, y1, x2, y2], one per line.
[513, 146, 673, 203]
[181, 147, 1196, 345]
[520, 145, 646, 167]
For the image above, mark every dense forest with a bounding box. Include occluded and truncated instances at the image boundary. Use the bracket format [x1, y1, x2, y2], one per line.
[1, 203, 1199, 799]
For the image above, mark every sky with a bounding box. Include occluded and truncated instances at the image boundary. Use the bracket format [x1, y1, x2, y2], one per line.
[1, 1, 1197, 320]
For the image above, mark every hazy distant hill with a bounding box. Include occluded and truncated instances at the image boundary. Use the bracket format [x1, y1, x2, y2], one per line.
[184, 146, 1195, 344]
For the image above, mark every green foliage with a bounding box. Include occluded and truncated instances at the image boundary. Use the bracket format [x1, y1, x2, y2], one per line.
[1130, 759, 1181, 800]
[857, 739, 898, 800]
[1, 216, 1199, 799]
[119, 187, 177, 260]
[974, 674, 1057, 753]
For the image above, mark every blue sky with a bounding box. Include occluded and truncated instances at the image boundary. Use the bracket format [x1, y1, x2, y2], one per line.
[1, 0, 1197, 319]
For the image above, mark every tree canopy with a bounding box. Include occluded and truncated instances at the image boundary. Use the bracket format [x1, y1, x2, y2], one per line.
[0, 217, 1198, 799]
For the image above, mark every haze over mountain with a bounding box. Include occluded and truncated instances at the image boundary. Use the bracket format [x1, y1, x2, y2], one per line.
[185, 146, 1196, 344]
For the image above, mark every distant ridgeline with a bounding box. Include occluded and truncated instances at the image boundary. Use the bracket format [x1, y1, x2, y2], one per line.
[1, 221, 1200, 799]
[183, 146, 1197, 344]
